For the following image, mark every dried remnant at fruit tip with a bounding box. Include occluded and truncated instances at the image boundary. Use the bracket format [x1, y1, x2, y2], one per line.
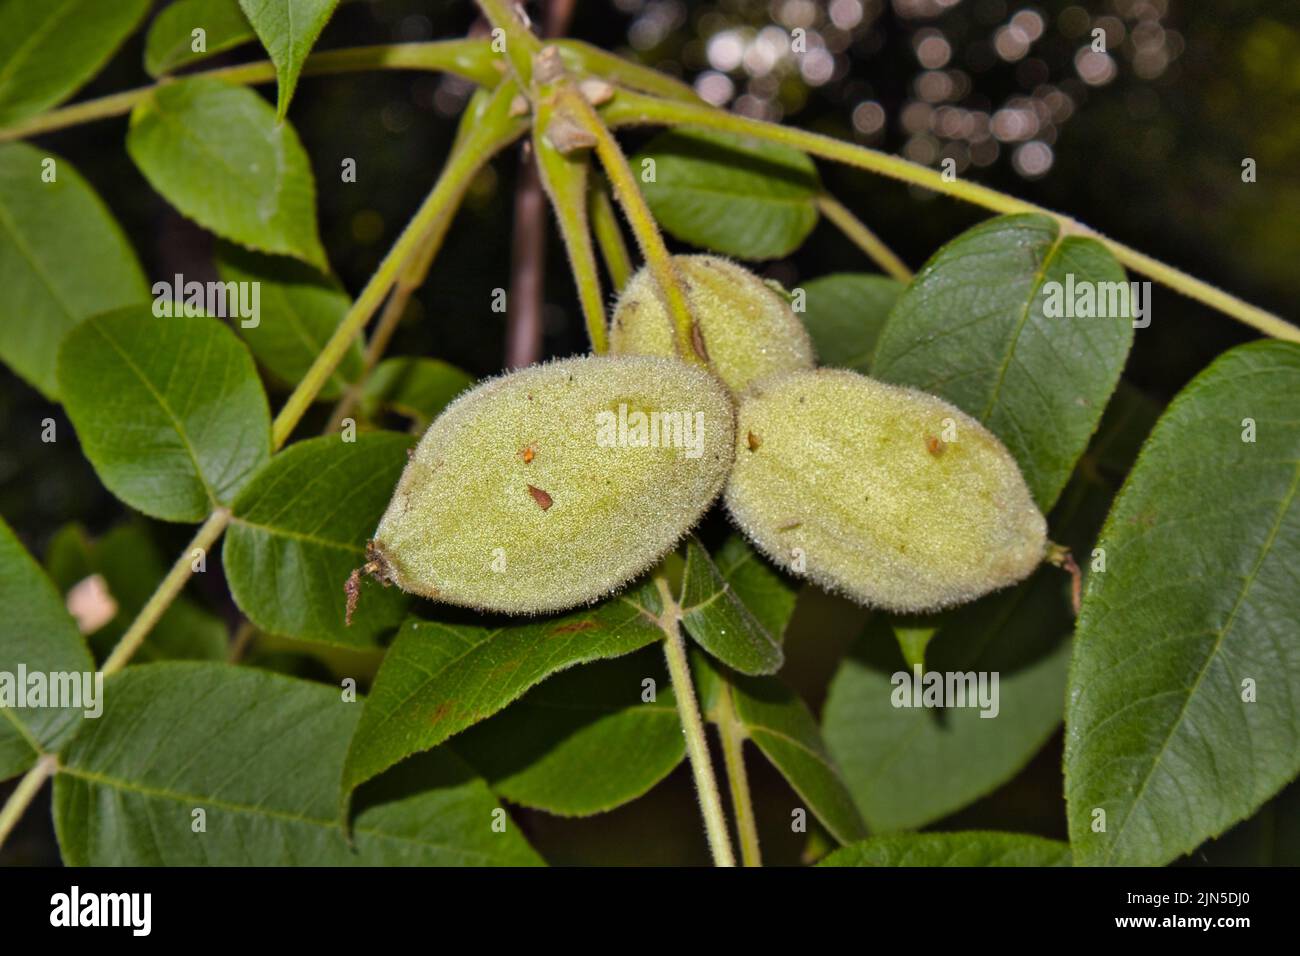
[1045, 542, 1082, 615]
[726, 368, 1047, 612]
[344, 569, 361, 626]
[363, 354, 735, 615]
[345, 542, 400, 626]
[609, 255, 815, 397]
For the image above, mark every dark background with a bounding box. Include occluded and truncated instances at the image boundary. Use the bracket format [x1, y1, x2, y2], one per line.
[2, 0, 1297, 865]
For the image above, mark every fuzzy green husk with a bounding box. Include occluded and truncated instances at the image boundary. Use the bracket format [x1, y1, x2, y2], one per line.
[609, 255, 815, 396]
[370, 355, 735, 614]
[725, 368, 1047, 611]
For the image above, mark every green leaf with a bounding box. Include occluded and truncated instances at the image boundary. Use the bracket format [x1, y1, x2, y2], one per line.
[823, 603, 1071, 833]
[57, 307, 271, 522]
[45, 523, 226, 664]
[820, 832, 1071, 867]
[695, 652, 868, 845]
[798, 273, 903, 372]
[634, 128, 820, 260]
[145, 0, 256, 77]
[0, 518, 94, 779]
[455, 649, 684, 816]
[215, 243, 362, 398]
[239, 0, 342, 118]
[712, 533, 798, 643]
[0, 0, 151, 127]
[362, 357, 475, 428]
[817, 383, 1160, 832]
[873, 213, 1134, 510]
[224, 432, 412, 648]
[126, 77, 327, 269]
[689, 536, 863, 841]
[53, 663, 543, 864]
[0, 143, 148, 399]
[342, 583, 664, 797]
[1065, 341, 1300, 866]
[678, 537, 783, 676]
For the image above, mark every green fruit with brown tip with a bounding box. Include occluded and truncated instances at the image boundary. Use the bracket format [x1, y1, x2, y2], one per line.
[725, 368, 1047, 612]
[364, 355, 735, 615]
[609, 255, 815, 397]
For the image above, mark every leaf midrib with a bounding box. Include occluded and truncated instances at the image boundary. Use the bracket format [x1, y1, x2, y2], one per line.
[978, 229, 1065, 423]
[348, 606, 656, 784]
[90, 321, 220, 510]
[0, 185, 81, 324]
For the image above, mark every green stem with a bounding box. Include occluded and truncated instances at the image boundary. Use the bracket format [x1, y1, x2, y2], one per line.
[656, 579, 736, 867]
[714, 683, 762, 867]
[817, 195, 912, 283]
[275, 82, 527, 448]
[0, 41, 499, 143]
[601, 90, 1300, 343]
[533, 98, 609, 353]
[102, 509, 231, 676]
[474, 0, 541, 86]
[325, 111, 487, 433]
[554, 40, 699, 103]
[0, 755, 57, 851]
[590, 175, 634, 292]
[566, 92, 702, 363]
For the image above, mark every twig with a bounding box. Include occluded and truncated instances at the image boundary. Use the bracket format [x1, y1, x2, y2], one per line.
[714, 682, 762, 866]
[0, 755, 57, 850]
[102, 510, 231, 676]
[505, 143, 550, 368]
[655, 578, 737, 867]
[816, 195, 912, 283]
[601, 89, 1300, 344]
[589, 176, 634, 292]
[275, 81, 527, 446]
[0, 42, 498, 143]
[561, 90, 703, 364]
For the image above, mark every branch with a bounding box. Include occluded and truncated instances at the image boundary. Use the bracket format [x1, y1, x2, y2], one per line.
[589, 175, 634, 292]
[101, 509, 232, 676]
[530, 41, 611, 354]
[532, 123, 609, 353]
[714, 681, 762, 866]
[655, 578, 737, 867]
[816, 195, 912, 283]
[0, 41, 499, 143]
[562, 89, 703, 364]
[474, 0, 541, 86]
[275, 80, 528, 446]
[601, 89, 1300, 343]
[500, 1, 584, 367]
[0, 755, 57, 851]
[554, 40, 699, 103]
[325, 88, 501, 430]
[505, 146, 550, 368]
